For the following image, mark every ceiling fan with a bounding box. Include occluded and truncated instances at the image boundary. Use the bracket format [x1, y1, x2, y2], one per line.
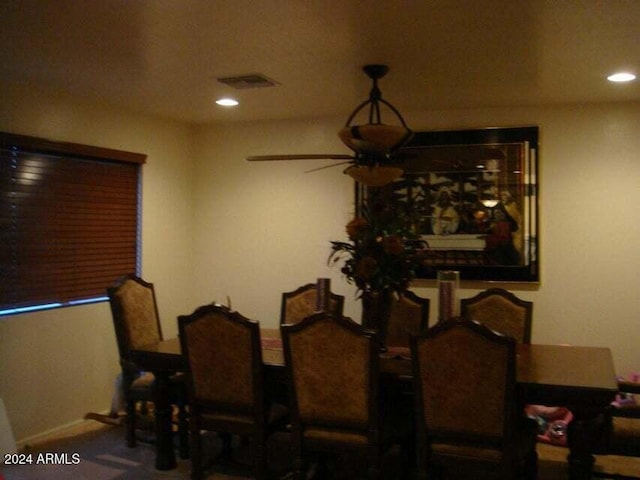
[246, 64, 414, 187]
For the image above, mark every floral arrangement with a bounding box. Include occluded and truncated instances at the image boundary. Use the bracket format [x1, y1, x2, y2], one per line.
[329, 188, 427, 293]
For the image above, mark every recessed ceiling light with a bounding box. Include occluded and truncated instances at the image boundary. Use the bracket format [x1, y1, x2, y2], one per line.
[215, 98, 239, 106]
[607, 72, 636, 83]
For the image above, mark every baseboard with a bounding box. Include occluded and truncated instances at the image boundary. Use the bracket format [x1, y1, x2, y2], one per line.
[16, 409, 114, 451]
[0, 397, 17, 459]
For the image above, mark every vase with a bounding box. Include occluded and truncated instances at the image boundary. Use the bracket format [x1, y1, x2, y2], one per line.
[361, 288, 393, 352]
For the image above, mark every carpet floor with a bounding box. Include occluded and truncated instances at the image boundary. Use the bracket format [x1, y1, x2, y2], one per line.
[1, 420, 639, 479]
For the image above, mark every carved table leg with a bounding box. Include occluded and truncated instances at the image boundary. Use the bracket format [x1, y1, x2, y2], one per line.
[153, 370, 177, 470]
[566, 407, 608, 480]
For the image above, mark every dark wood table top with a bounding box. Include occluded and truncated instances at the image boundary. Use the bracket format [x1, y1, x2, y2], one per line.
[516, 343, 618, 406]
[131, 328, 619, 478]
[131, 330, 618, 408]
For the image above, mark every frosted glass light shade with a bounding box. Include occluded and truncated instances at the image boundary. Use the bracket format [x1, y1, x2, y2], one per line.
[344, 165, 404, 187]
[338, 124, 412, 154]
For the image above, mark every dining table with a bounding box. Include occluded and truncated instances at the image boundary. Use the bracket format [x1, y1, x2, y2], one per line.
[130, 328, 618, 480]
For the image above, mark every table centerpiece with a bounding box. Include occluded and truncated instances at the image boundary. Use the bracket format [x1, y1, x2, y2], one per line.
[329, 184, 428, 349]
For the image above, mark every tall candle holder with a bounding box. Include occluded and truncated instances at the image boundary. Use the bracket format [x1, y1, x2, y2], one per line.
[315, 278, 331, 312]
[437, 270, 460, 322]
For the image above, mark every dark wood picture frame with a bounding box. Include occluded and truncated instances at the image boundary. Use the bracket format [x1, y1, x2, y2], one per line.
[355, 126, 539, 282]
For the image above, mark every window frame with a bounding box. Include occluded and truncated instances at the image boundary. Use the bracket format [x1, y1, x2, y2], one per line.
[0, 132, 146, 316]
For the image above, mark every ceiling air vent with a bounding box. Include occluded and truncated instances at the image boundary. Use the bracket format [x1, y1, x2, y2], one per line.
[217, 74, 279, 89]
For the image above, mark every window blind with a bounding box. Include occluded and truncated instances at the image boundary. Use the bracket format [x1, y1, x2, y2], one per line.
[0, 132, 146, 314]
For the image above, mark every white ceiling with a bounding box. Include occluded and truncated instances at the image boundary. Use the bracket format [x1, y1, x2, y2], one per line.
[1, 0, 639, 125]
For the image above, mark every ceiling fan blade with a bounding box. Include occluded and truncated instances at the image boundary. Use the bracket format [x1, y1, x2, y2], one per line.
[304, 160, 354, 173]
[348, 138, 389, 156]
[246, 154, 353, 161]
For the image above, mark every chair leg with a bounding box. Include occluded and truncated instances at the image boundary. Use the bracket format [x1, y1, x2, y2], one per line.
[525, 450, 538, 480]
[423, 463, 442, 480]
[415, 440, 428, 480]
[253, 434, 268, 480]
[367, 464, 381, 479]
[125, 399, 137, 448]
[366, 449, 381, 479]
[311, 454, 329, 480]
[219, 432, 233, 463]
[190, 422, 203, 480]
[400, 436, 416, 480]
[177, 404, 189, 459]
[292, 454, 306, 480]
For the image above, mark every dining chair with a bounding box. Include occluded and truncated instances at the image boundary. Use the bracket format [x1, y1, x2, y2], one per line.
[385, 290, 430, 349]
[460, 287, 533, 343]
[609, 379, 640, 455]
[280, 282, 345, 325]
[593, 378, 640, 478]
[411, 318, 538, 479]
[178, 304, 288, 480]
[281, 312, 413, 479]
[107, 274, 188, 455]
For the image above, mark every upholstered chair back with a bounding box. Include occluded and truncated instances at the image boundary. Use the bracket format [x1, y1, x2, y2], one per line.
[412, 318, 516, 441]
[386, 290, 430, 348]
[411, 318, 539, 478]
[461, 288, 532, 343]
[283, 312, 416, 479]
[179, 304, 286, 480]
[280, 283, 345, 325]
[108, 275, 163, 359]
[179, 305, 261, 415]
[282, 312, 377, 431]
[607, 379, 640, 458]
[107, 275, 190, 453]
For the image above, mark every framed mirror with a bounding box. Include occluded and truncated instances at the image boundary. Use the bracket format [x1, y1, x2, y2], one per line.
[355, 126, 539, 282]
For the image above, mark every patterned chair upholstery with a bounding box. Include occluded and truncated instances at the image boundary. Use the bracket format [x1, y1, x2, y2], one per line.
[178, 304, 288, 480]
[609, 379, 640, 456]
[385, 290, 430, 349]
[461, 288, 533, 343]
[281, 312, 413, 479]
[107, 274, 187, 455]
[280, 282, 345, 325]
[411, 318, 538, 479]
[594, 379, 640, 478]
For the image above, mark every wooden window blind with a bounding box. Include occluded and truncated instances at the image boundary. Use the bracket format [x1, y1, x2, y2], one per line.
[0, 132, 146, 314]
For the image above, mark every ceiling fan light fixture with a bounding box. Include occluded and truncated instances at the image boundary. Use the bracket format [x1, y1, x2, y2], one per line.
[340, 65, 413, 157]
[344, 165, 404, 187]
[245, 64, 411, 185]
[338, 124, 412, 156]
